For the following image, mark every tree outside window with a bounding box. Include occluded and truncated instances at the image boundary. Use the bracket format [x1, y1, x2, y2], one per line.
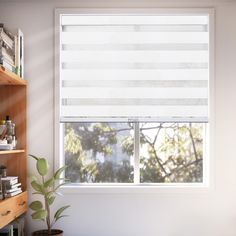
[64, 122, 204, 184]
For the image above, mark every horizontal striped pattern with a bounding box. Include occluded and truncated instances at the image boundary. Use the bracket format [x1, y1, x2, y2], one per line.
[60, 14, 209, 122]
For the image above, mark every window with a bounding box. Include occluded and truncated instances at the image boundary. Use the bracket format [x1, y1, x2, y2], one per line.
[56, 10, 212, 186]
[63, 122, 206, 184]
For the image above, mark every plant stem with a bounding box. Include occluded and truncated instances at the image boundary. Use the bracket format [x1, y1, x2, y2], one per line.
[42, 176, 51, 234]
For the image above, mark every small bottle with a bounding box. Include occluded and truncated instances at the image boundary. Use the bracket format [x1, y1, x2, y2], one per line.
[0, 165, 7, 177]
[11, 123, 17, 149]
[0, 120, 6, 140]
[5, 116, 12, 144]
[12, 136, 17, 149]
[0, 174, 2, 200]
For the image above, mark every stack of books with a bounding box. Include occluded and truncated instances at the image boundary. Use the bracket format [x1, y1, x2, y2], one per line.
[0, 24, 16, 73]
[0, 23, 24, 78]
[0, 176, 22, 199]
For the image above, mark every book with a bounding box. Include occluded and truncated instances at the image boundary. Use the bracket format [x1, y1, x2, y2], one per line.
[0, 144, 14, 150]
[0, 40, 16, 73]
[0, 54, 15, 67]
[0, 25, 24, 77]
[0, 189, 22, 199]
[5, 187, 21, 194]
[5, 182, 21, 190]
[1, 176, 17, 181]
[1, 176, 18, 185]
[0, 44, 15, 66]
[5, 189, 22, 198]
[3, 179, 18, 186]
[16, 29, 23, 78]
[0, 28, 15, 79]
[0, 60, 16, 73]
[0, 26, 14, 50]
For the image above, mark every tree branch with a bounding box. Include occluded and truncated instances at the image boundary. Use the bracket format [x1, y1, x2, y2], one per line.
[164, 158, 202, 179]
[141, 133, 168, 176]
[188, 123, 199, 161]
[152, 124, 163, 146]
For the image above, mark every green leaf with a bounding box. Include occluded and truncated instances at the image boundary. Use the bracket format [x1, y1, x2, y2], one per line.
[37, 158, 49, 176]
[54, 205, 70, 221]
[45, 191, 54, 198]
[55, 191, 63, 197]
[29, 174, 38, 182]
[54, 166, 67, 180]
[57, 178, 70, 181]
[29, 154, 39, 161]
[54, 182, 67, 192]
[54, 215, 69, 223]
[48, 195, 56, 205]
[44, 177, 55, 188]
[29, 201, 43, 211]
[31, 209, 47, 220]
[31, 181, 44, 194]
[32, 192, 43, 195]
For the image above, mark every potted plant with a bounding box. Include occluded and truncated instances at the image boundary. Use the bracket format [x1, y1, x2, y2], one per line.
[29, 154, 70, 236]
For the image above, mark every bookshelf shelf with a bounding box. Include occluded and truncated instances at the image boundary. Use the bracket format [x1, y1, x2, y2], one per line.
[0, 191, 27, 203]
[0, 66, 26, 86]
[0, 150, 25, 155]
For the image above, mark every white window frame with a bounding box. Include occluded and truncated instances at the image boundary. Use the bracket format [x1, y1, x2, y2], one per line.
[54, 8, 215, 193]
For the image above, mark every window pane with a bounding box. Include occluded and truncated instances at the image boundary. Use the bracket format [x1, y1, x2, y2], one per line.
[64, 122, 134, 183]
[140, 123, 205, 183]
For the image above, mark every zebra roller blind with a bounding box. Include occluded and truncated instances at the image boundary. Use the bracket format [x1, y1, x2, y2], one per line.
[60, 14, 209, 122]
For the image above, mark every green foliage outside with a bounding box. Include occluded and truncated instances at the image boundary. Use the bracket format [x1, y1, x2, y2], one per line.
[64, 122, 204, 183]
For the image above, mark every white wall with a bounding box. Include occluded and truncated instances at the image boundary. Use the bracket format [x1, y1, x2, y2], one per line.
[1, 0, 236, 235]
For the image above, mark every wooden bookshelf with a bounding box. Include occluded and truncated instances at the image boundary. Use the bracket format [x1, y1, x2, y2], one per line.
[0, 67, 27, 228]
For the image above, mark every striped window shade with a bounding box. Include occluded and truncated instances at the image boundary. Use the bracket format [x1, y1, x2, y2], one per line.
[60, 14, 209, 122]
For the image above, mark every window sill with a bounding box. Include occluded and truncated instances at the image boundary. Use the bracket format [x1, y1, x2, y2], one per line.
[60, 183, 212, 195]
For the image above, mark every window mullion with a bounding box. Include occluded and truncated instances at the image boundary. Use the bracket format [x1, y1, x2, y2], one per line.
[134, 122, 140, 184]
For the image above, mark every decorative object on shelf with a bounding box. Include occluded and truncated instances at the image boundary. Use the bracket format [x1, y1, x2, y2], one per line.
[0, 120, 7, 140]
[0, 24, 24, 77]
[0, 116, 17, 150]
[0, 165, 7, 177]
[0, 174, 2, 200]
[29, 154, 70, 236]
